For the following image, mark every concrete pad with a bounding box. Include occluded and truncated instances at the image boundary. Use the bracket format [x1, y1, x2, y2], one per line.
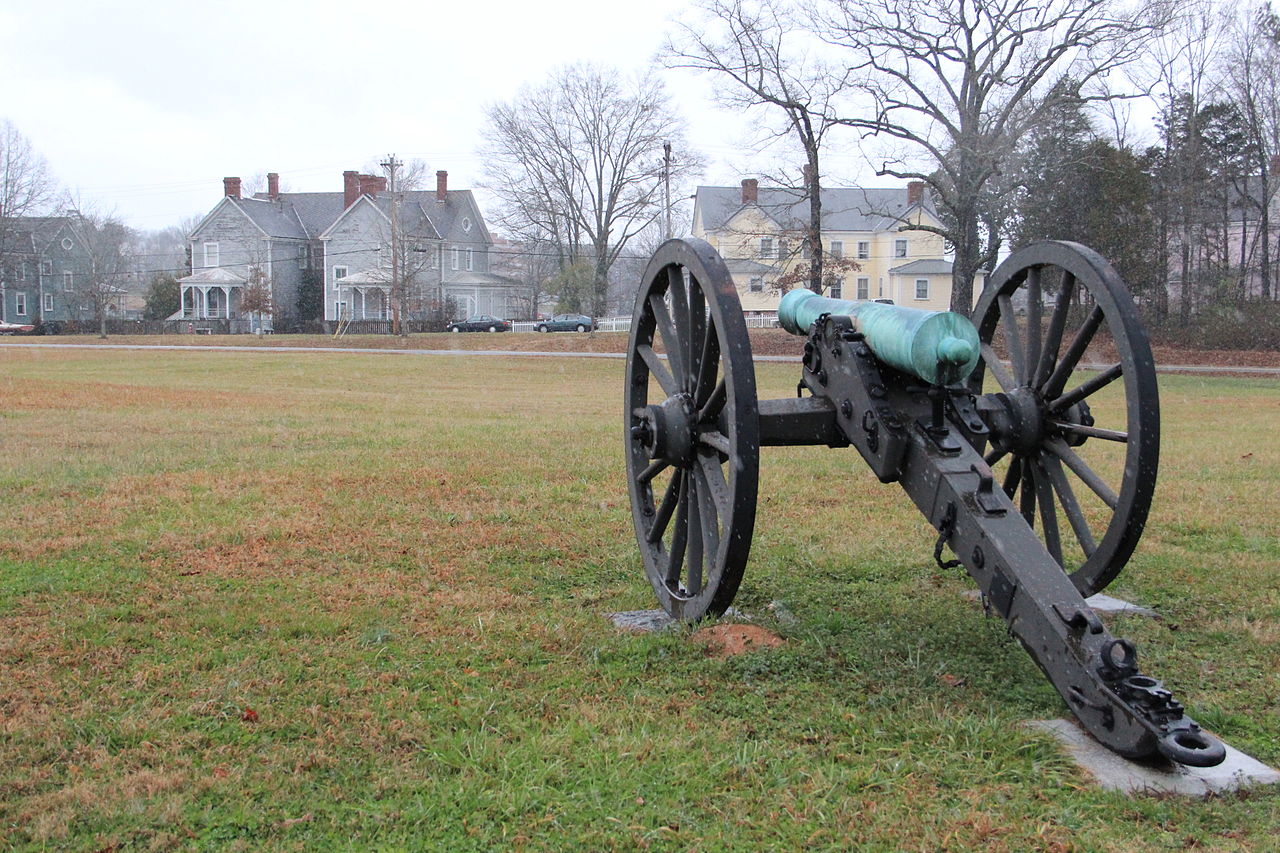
[607, 609, 675, 633]
[1084, 593, 1156, 617]
[962, 589, 1156, 617]
[1029, 719, 1280, 796]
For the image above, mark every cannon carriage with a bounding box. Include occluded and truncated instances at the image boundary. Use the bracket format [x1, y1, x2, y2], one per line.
[624, 237, 1225, 768]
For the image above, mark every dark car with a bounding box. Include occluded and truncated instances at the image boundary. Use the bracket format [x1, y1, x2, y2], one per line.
[446, 315, 511, 333]
[536, 313, 596, 333]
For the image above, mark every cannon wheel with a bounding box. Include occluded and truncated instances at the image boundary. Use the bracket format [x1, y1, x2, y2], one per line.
[625, 238, 759, 621]
[970, 241, 1159, 597]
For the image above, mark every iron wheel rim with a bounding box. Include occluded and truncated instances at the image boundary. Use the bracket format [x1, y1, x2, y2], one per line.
[624, 238, 759, 621]
[970, 240, 1159, 596]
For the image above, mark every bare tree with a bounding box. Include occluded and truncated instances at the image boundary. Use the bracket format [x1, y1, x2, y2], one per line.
[666, 0, 856, 292]
[66, 205, 133, 338]
[479, 63, 701, 316]
[0, 120, 56, 300]
[818, 0, 1170, 314]
[1220, 3, 1280, 300]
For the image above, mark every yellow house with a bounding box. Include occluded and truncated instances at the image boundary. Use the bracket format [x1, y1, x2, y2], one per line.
[690, 179, 958, 314]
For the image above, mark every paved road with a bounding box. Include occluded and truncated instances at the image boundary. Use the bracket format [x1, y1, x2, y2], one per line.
[3, 341, 1279, 375]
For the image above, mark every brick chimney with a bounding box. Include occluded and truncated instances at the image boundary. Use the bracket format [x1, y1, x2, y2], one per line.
[435, 170, 449, 202]
[358, 173, 381, 199]
[372, 176, 387, 194]
[741, 178, 758, 204]
[907, 180, 924, 207]
[267, 172, 279, 201]
[343, 170, 360, 209]
[224, 177, 242, 199]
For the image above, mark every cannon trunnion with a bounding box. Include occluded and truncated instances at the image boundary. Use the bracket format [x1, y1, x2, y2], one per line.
[624, 237, 1225, 769]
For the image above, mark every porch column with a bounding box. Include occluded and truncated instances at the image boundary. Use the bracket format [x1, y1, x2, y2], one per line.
[222, 286, 231, 319]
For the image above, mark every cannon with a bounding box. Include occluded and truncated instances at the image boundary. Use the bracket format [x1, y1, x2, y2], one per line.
[624, 237, 1227, 768]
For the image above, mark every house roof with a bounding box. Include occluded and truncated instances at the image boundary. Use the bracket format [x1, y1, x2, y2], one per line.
[178, 267, 247, 285]
[1, 216, 71, 253]
[336, 268, 387, 285]
[696, 185, 934, 235]
[889, 259, 953, 276]
[722, 257, 778, 275]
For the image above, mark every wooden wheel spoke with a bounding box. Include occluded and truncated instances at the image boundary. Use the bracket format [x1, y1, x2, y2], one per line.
[698, 378, 727, 422]
[1002, 456, 1023, 498]
[697, 429, 731, 456]
[685, 472, 704, 594]
[980, 343, 1017, 393]
[637, 457, 669, 485]
[1046, 438, 1118, 510]
[1033, 457, 1063, 565]
[985, 448, 1007, 468]
[1026, 267, 1043, 379]
[688, 280, 707, 389]
[1020, 461, 1037, 528]
[667, 267, 692, 383]
[1050, 363, 1123, 414]
[998, 292, 1028, 385]
[1051, 421, 1128, 443]
[649, 292, 686, 386]
[1043, 305, 1104, 399]
[696, 448, 731, 520]
[694, 322, 720, 408]
[638, 344, 677, 397]
[1042, 454, 1098, 558]
[665, 475, 689, 584]
[692, 461, 721, 565]
[647, 470, 684, 544]
[1035, 272, 1074, 390]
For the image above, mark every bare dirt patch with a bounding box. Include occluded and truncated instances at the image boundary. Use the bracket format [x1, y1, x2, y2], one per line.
[695, 623, 785, 657]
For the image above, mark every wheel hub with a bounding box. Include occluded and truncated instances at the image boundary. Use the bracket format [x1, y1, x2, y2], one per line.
[636, 393, 696, 465]
[987, 387, 1047, 455]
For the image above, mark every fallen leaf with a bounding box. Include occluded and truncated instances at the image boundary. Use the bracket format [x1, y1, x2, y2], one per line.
[277, 813, 313, 829]
[241, 708, 259, 723]
[939, 673, 966, 688]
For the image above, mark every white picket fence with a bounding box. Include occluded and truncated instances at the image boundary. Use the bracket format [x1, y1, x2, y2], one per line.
[509, 313, 779, 334]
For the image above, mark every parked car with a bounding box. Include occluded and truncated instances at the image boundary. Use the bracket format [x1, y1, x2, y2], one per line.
[446, 315, 511, 333]
[536, 313, 596, 333]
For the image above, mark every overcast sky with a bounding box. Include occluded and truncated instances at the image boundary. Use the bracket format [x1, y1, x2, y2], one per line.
[0, 0, 891, 234]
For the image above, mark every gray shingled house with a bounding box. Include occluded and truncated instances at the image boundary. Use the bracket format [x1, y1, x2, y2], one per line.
[182, 170, 518, 331]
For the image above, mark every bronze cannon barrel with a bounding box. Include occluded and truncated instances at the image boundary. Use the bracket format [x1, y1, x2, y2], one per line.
[778, 289, 980, 385]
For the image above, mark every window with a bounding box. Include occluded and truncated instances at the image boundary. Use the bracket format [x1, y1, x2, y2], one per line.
[826, 276, 842, 299]
[895, 239, 908, 258]
[466, 248, 474, 271]
[15, 293, 26, 315]
[43, 293, 54, 312]
[61, 237, 73, 251]
[857, 241, 869, 260]
[335, 300, 348, 318]
[461, 216, 472, 233]
[203, 242, 219, 267]
[63, 271, 73, 291]
[451, 247, 459, 270]
[41, 260, 52, 275]
[857, 277, 870, 300]
[759, 237, 774, 258]
[915, 278, 929, 300]
[829, 240, 843, 259]
[17, 263, 25, 281]
[298, 244, 309, 269]
[333, 266, 348, 284]
[748, 277, 763, 293]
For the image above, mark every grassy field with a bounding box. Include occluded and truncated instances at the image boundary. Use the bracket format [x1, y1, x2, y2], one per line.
[1, 345, 1277, 851]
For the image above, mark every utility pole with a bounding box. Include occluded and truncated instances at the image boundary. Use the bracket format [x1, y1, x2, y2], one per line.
[381, 154, 405, 334]
[662, 142, 674, 240]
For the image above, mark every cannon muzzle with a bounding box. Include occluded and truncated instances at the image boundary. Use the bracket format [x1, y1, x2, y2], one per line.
[778, 290, 980, 385]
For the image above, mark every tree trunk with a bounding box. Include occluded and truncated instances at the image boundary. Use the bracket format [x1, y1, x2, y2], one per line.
[806, 154, 823, 294]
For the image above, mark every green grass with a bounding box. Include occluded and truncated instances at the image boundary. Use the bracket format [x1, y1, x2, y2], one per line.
[1, 348, 1278, 850]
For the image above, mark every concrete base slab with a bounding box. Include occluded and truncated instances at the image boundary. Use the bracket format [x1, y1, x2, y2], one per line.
[607, 610, 675, 632]
[1030, 719, 1280, 796]
[962, 589, 1156, 617]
